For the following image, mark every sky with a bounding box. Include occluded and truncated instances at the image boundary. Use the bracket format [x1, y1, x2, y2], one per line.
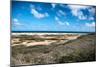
[11, 1, 96, 32]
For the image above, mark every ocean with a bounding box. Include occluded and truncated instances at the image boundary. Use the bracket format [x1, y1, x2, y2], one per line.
[11, 31, 95, 35]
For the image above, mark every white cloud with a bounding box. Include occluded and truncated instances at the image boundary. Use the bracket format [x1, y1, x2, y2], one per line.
[88, 16, 94, 20]
[55, 16, 59, 21]
[13, 18, 22, 26]
[85, 22, 95, 27]
[65, 22, 70, 26]
[31, 8, 48, 19]
[13, 18, 18, 22]
[78, 11, 87, 20]
[14, 22, 22, 26]
[55, 16, 70, 26]
[67, 5, 89, 10]
[88, 7, 95, 21]
[67, 5, 90, 20]
[45, 12, 49, 17]
[88, 7, 95, 15]
[58, 10, 66, 16]
[60, 4, 67, 8]
[68, 5, 95, 21]
[55, 16, 64, 25]
[57, 21, 65, 25]
[51, 3, 56, 8]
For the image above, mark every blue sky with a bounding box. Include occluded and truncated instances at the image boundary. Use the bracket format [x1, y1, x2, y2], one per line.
[12, 1, 96, 32]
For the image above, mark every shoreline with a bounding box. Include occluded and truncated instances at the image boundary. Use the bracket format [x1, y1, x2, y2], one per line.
[11, 32, 89, 35]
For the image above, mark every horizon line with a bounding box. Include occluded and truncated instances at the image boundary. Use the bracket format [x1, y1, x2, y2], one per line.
[11, 31, 95, 33]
